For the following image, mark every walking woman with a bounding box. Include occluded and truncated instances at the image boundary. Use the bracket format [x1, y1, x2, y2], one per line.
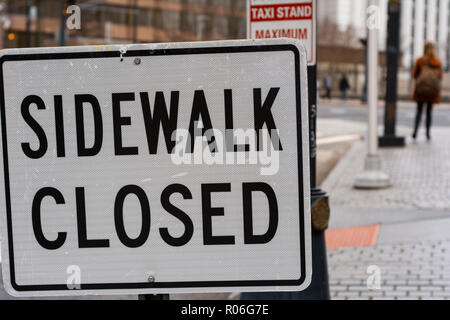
[412, 42, 443, 140]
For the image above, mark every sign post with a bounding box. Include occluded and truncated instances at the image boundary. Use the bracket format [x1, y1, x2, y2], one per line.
[246, 0, 330, 300]
[0, 39, 312, 297]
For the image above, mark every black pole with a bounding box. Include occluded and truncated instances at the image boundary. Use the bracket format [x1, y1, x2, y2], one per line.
[294, 64, 331, 300]
[379, 0, 405, 147]
[309, 66, 318, 189]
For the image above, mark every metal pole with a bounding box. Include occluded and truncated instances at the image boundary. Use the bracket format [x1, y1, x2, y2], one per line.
[309, 66, 318, 188]
[379, 0, 405, 147]
[294, 65, 330, 300]
[354, 0, 391, 189]
[368, 9, 378, 157]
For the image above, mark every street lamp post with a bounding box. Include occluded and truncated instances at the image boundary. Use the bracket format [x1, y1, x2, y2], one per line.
[379, 0, 405, 147]
[354, 0, 391, 190]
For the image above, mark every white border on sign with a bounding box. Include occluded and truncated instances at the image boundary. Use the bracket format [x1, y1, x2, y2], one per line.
[0, 39, 312, 297]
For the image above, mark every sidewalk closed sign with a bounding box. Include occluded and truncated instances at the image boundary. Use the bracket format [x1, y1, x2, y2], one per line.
[247, 0, 316, 65]
[0, 39, 311, 296]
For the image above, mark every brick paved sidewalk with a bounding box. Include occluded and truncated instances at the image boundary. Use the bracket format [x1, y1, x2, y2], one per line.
[323, 127, 450, 211]
[322, 126, 450, 300]
[328, 238, 450, 300]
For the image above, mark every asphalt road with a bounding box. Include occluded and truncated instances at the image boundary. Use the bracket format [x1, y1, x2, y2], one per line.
[317, 101, 450, 128]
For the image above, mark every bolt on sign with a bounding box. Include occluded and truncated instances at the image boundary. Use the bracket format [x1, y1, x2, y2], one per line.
[0, 39, 311, 297]
[247, 0, 316, 65]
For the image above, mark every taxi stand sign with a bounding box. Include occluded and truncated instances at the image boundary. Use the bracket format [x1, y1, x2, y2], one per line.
[0, 39, 311, 297]
[247, 0, 317, 66]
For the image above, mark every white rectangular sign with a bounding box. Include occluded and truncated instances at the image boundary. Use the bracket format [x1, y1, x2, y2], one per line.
[247, 0, 316, 65]
[0, 39, 311, 297]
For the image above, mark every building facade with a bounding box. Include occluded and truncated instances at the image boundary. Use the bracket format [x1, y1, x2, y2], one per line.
[400, 0, 450, 70]
[0, 0, 247, 48]
[317, 0, 388, 48]
[318, 0, 450, 70]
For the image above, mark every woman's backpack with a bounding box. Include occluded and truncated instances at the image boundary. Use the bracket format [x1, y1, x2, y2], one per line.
[415, 59, 441, 98]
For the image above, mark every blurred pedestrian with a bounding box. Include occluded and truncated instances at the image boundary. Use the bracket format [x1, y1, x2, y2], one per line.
[322, 74, 333, 99]
[339, 73, 350, 100]
[412, 42, 443, 141]
[361, 84, 367, 103]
